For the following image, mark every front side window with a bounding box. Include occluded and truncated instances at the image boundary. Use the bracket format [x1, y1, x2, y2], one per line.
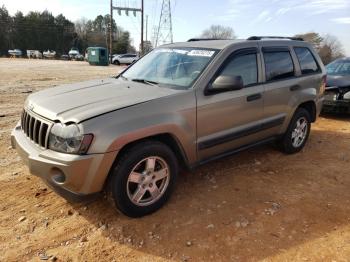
[122, 48, 218, 89]
[294, 47, 320, 75]
[264, 51, 294, 81]
[219, 53, 258, 86]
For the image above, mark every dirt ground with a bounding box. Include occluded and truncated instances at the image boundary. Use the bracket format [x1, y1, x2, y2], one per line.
[1, 58, 350, 262]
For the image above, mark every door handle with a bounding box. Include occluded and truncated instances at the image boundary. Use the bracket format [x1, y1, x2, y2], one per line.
[247, 93, 262, 102]
[290, 85, 301, 91]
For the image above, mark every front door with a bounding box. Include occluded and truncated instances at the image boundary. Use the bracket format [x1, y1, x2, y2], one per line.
[196, 47, 265, 161]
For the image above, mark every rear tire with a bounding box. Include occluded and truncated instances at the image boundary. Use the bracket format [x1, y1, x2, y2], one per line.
[110, 141, 178, 217]
[279, 108, 311, 154]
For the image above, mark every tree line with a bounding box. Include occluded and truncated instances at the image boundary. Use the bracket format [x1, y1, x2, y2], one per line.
[0, 5, 345, 63]
[201, 25, 345, 64]
[0, 5, 135, 57]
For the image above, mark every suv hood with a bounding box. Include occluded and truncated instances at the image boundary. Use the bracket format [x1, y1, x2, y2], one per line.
[326, 75, 350, 89]
[25, 78, 182, 123]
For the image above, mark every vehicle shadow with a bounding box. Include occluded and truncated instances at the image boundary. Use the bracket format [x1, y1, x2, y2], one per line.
[72, 128, 350, 261]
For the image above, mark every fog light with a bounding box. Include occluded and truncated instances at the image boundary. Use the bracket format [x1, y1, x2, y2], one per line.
[51, 168, 66, 184]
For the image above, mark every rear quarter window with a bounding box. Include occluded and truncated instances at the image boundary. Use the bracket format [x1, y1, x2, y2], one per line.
[263, 51, 295, 81]
[294, 47, 320, 75]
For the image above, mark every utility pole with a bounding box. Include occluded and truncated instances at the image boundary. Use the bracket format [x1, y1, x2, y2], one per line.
[145, 15, 148, 41]
[108, 0, 113, 64]
[110, 0, 113, 64]
[141, 0, 144, 55]
[111, 1, 143, 55]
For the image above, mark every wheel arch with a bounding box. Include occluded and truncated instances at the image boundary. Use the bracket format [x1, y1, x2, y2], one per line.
[103, 133, 190, 191]
[297, 100, 317, 122]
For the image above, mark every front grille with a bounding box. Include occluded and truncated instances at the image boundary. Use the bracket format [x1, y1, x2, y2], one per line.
[21, 110, 51, 148]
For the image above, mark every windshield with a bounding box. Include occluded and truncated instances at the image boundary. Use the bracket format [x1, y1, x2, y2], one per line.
[326, 60, 350, 76]
[121, 48, 218, 89]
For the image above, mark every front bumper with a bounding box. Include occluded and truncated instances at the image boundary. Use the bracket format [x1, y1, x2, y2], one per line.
[11, 123, 117, 201]
[322, 93, 350, 114]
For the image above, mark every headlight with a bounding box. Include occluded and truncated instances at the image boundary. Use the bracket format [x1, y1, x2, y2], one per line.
[49, 123, 93, 154]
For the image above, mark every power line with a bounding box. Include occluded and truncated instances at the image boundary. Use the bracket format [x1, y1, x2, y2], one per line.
[110, 0, 144, 58]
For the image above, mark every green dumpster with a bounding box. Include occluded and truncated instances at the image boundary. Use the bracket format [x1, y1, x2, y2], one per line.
[87, 47, 109, 66]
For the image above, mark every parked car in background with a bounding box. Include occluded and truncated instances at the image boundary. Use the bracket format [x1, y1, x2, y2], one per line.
[27, 50, 42, 59]
[323, 57, 350, 114]
[112, 53, 139, 65]
[68, 47, 80, 60]
[8, 49, 22, 57]
[61, 54, 70, 60]
[11, 36, 325, 217]
[43, 50, 56, 59]
[75, 54, 85, 61]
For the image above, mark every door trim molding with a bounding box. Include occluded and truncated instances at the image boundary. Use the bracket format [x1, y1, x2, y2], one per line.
[198, 136, 277, 166]
[198, 116, 285, 150]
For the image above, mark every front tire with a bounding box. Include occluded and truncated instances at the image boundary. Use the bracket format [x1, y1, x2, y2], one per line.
[280, 108, 311, 154]
[110, 141, 178, 217]
[113, 60, 120, 65]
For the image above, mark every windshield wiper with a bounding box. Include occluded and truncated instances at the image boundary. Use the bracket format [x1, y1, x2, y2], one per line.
[131, 78, 159, 86]
[116, 74, 128, 81]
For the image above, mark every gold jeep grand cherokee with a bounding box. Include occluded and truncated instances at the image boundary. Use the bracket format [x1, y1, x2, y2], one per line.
[11, 36, 325, 217]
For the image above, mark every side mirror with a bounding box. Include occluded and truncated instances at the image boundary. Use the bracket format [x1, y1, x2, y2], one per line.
[206, 75, 244, 95]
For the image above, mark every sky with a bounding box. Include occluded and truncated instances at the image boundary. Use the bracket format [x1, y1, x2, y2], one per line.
[1, 0, 350, 55]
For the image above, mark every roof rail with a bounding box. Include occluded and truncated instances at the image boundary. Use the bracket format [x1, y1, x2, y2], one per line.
[247, 36, 304, 41]
[187, 38, 228, 42]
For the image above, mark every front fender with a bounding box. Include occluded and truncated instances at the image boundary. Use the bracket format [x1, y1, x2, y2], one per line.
[82, 90, 197, 164]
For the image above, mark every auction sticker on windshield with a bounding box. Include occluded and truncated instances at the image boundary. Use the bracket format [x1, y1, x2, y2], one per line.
[155, 49, 215, 57]
[155, 49, 188, 54]
[187, 50, 215, 57]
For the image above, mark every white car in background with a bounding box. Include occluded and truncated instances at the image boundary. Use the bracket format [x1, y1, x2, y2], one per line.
[112, 54, 139, 65]
[43, 50, 56, 59]
[8, 49, 22, 57]
[27, 50, 43, 59]
[68, 47, 80, 60]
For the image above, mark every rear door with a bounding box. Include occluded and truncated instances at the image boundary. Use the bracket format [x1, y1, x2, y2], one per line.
[119, 55, 130, 64]
[293, 46, 323, 97]
[118, 55, 125, 63]
[196, 45, 266, 161]
[124, 55, 136, 64]
[259, 44, 298, 137]
[129, 55, 137, 63]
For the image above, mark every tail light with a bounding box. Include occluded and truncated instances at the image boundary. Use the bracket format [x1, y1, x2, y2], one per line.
[320, 75, 327, 95]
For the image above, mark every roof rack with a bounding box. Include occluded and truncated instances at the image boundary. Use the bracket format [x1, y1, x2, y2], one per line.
[187, 38, 228, 42]
[247, 36, 304, 41]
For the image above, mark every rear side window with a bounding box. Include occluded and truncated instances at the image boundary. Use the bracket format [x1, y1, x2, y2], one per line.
[263, 51, 294, 81]
[294, 47, 320, 75]
[220, 53, 258, 86]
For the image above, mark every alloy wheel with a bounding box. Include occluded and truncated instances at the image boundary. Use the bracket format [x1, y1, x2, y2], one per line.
[291, 117, 308, 148]
[126, 156, 170, 206]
